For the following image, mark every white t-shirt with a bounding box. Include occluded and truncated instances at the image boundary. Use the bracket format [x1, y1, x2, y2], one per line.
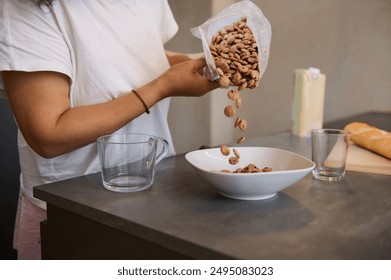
[0, 0, 178, 208]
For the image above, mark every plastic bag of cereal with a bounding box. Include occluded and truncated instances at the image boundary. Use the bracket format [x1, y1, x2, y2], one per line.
[190, 0, 272, 84]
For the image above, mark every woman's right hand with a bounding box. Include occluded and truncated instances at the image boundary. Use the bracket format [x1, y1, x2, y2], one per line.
[156, 57, 220, 99]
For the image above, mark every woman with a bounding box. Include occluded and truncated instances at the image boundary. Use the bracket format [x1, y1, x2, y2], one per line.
[0, 0, 218, 259]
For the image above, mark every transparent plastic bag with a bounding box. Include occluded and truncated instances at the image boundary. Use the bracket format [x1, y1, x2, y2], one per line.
[190, 0, 272, 81]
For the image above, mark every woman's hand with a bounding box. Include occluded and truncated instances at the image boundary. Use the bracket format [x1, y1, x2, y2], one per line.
[156, 57, 219, 99]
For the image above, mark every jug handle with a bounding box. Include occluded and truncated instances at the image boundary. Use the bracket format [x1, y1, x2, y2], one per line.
[156, 137, 168, 163]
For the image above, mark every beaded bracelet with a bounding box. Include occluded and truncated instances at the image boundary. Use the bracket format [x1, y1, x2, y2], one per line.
[132, 89, 150, 114]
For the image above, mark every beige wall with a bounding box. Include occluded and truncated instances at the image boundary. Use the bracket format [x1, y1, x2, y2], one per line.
[167, 0, 391, 154]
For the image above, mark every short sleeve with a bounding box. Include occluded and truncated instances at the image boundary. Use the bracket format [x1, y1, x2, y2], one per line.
[159, 0, 179, 44]
[0, 0, 72, 96]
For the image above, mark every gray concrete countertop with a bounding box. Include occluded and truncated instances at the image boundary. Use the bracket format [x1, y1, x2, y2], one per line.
[34, 112, 391, 259]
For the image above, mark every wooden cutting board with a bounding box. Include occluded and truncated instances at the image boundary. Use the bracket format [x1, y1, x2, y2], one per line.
[346, 143, 391, 175]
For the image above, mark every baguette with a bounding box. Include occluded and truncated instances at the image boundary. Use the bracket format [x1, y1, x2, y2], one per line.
[344, 122, 391, 160]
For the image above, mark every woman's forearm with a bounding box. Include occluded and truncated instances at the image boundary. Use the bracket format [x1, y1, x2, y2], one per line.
[3, 71, 165, 158]
[2, 58, 217, 158]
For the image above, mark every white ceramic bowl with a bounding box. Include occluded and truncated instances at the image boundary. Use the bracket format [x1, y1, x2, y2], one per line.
[185, 147, 315, 200]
